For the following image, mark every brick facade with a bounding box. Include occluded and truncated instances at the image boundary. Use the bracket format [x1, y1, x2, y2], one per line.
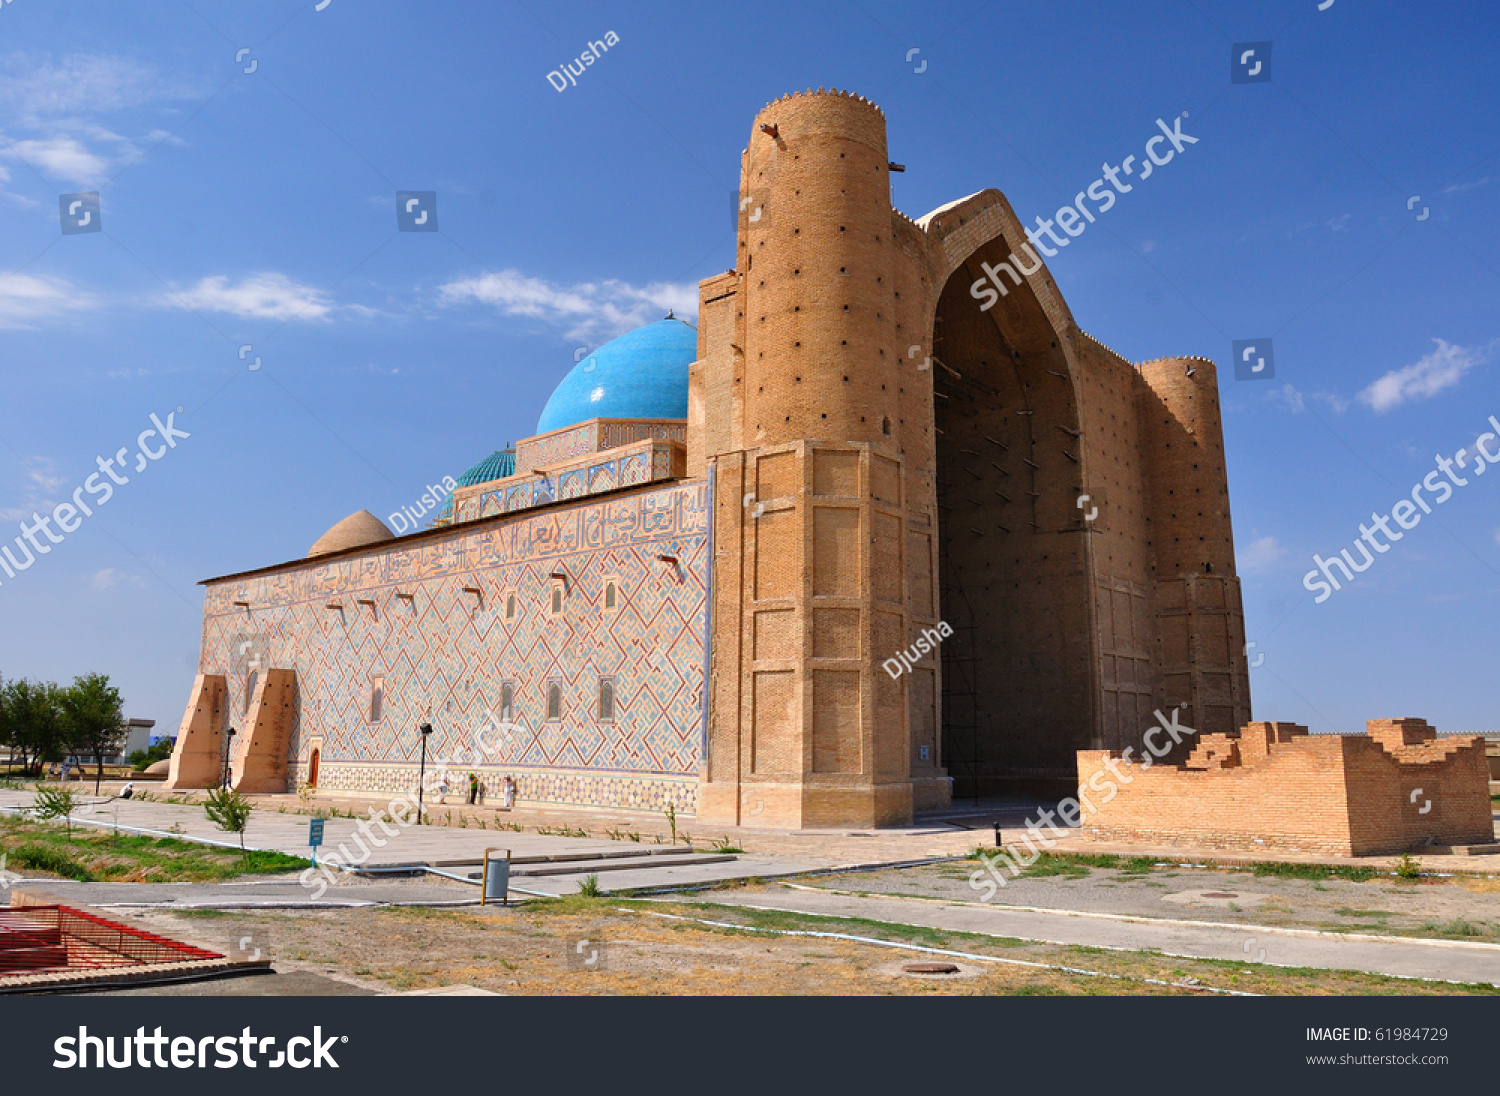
[696, 90, 1249, 827]
[1076, 719, 1493, 856]
[169, 88, 1254, 830]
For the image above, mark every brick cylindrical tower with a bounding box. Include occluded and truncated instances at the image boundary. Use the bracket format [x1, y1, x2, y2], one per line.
[1137, 356, 1236, 578]
[1136, 355, 1250, 741]
[739, 90, 900, 451]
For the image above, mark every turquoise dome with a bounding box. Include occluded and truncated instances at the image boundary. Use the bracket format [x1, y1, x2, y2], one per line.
[535, 319, 696, 435]
[438, 449, 516, 522]
[456, 450, 515, 486]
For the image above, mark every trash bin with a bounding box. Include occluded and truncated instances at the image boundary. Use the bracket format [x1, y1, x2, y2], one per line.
[483, 850, 509, 905]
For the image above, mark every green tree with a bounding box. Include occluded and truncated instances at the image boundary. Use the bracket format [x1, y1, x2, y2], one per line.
[61, 673, 127, 795]
[0, 674, 14, 774]
[7, 679, 65, 776]
[128, 739, 174, 771]
[32, 783, 79, 836]
[204, 785, 253, 859]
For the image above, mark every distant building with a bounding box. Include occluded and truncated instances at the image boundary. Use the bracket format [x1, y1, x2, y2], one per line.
[69, 717, 157, 767]
[166, 89, 1250, 828]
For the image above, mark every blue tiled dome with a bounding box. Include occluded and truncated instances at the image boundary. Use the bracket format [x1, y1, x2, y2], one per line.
[457, 450, 516, 486]
[535, 319, 696, 435]
[438, 449, 516, 522]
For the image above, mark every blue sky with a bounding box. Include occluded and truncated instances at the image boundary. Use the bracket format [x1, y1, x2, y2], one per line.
[0, 0, 1496, 737]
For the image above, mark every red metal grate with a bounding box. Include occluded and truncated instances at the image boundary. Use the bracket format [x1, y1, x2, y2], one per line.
[0, 906, 222, 975]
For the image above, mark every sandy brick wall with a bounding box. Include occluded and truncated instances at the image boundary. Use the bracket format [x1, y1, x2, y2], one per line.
[1077, 720, 1493, 856]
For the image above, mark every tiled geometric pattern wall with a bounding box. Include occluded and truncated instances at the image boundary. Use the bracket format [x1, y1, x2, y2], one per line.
[200, 481, 710, 813]
[515, 418, 688, 474]
[452, 441, 686, 524]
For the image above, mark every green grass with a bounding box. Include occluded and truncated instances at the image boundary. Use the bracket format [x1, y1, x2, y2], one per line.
[1246, 860, 1380, 883]
[0, 815, 310, 882]
[1335, 907, 1394, 919]
[965, 850, 1161, 880]
[8, 842, 94, 881]
[1421, 918, 1492, 938]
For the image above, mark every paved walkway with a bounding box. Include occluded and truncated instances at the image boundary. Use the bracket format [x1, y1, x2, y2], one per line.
[0, 790, 902, 897]
[695, 885, 1500, 986]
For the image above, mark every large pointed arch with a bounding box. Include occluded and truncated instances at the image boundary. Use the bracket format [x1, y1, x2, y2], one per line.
[918, 190, 1099, 796]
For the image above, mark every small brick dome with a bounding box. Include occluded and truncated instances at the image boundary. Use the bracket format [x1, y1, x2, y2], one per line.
[307, 510, 395, 557]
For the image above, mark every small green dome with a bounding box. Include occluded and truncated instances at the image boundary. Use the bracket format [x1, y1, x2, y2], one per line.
[438, 449, 516, 522]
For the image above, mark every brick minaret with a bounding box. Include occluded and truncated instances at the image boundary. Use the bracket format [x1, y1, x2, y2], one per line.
[695, 90, 941, 827]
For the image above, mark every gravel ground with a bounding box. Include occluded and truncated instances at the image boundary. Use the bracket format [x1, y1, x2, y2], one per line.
[797, 859, 1500, 939]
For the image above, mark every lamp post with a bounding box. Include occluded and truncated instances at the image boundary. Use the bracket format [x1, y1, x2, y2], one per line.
[417, 722, 433, 824]
[222, 727, 237, 788]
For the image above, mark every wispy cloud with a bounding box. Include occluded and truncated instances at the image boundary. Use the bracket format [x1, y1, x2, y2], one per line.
[88, 568, 147, 592]
[437, 268, 698, 342]
[0, 273, 99, 329]
[1267, 383, 1349, 415]
[0, 457, 61, 522]
[165, 273, 333, 321]
[1238, 535, 1286, 573]
[1358, 338, 1494, 413]
[1443, 177, 1491, 196]
[0, 52, 200, 188]
[2, 135, 111, 185]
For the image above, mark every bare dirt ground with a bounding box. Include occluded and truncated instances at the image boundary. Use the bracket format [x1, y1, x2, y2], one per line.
[126, 889, 1498, 997]
[807, 857, 1500, 941]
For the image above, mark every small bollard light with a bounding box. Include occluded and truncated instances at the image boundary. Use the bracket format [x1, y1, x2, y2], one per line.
[993, 822, 1002, 849]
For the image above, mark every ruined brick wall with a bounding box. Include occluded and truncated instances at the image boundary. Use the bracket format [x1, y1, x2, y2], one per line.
[1076, 720, 1493, 856]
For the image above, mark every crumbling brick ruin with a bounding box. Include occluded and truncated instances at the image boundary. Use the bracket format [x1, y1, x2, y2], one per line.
[1076, 719, 1494, 856]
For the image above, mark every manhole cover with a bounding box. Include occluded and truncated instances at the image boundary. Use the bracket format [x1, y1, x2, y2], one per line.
[902, 962, 959, 975]
[1201, 892, 1239, 899]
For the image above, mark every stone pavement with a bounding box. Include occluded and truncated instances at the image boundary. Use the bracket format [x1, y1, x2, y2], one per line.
[0, 789, 957, 899]
[696, 884, 1500, 986]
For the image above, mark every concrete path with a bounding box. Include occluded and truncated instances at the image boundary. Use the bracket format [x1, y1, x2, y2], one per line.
[695, 885, 1500, 986]
[0, 790, 877, 897]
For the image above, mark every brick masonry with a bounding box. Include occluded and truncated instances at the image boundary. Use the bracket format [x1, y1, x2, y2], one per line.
[169, 88, 1255, 830]
[696, 89, 1249, 827]
[1076, 719, 1494, 856]
[177, 482, 709, 816]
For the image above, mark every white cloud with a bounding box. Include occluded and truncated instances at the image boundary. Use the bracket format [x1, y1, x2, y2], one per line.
[88, 568, 146, 592]
[166, 273, 333, 321]
[1238, 535, 1286, 573]
[0, 457, 61, 522]
[1269, 384, 1351, 415]
[1358, 338, 1493, 413]
[0, 54, 176, 120]
[1325, 213, 1351, 232]
[0, 273, 98, 329]
[1, 135, 111, 185]
[438, 268, 699, 342]
[0, 53, 200, 188]
[1443, 177, 1491, 195]
[1270, 383, 1305, 414]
